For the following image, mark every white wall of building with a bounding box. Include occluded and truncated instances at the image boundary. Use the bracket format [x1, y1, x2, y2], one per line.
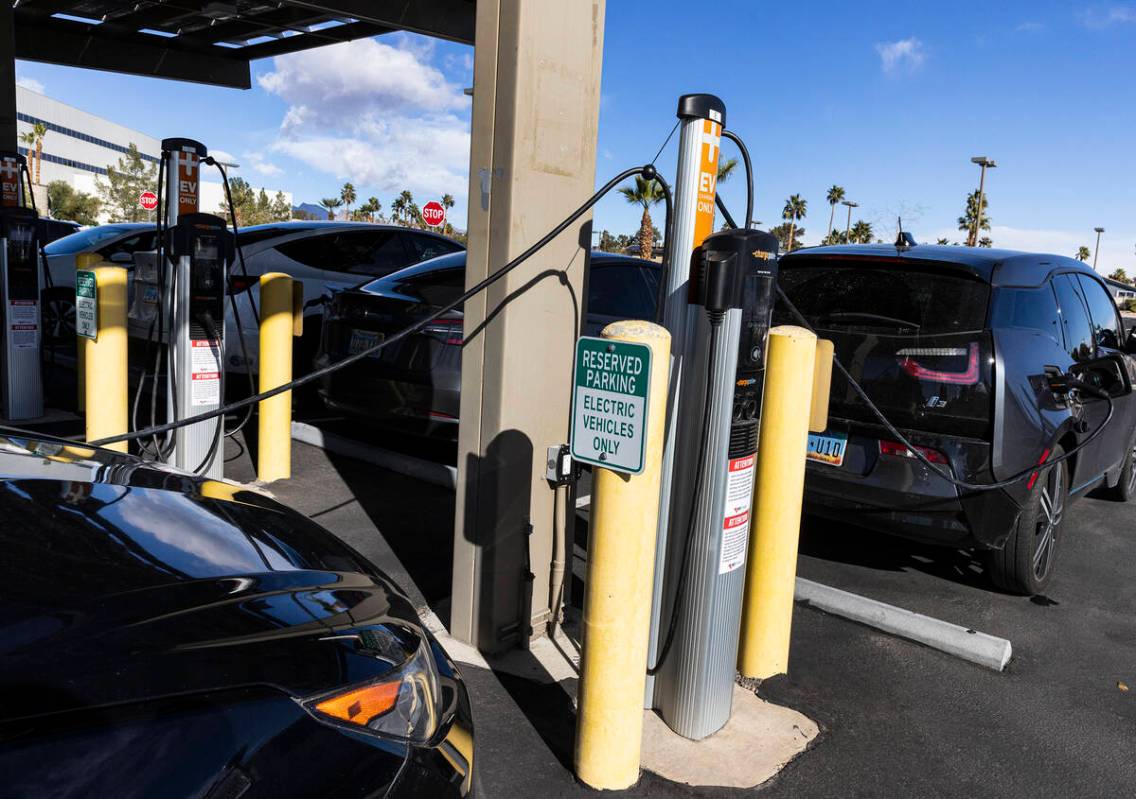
[16, 86, 290, 224]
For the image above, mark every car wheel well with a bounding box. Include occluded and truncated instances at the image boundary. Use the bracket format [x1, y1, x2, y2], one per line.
[1058, 431, 1079, 483]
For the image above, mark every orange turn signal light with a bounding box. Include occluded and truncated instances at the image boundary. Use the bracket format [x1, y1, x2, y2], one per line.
[314, 680, 400, 726]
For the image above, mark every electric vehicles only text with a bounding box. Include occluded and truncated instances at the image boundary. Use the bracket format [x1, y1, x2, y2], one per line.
[777, 243, 1136, 594]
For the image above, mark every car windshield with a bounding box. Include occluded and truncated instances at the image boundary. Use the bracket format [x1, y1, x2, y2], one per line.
[44, 225, 145, 255]
[236, 224, 320, 247]
[360, 251, 467, 292]
[777, 259, 991, 334]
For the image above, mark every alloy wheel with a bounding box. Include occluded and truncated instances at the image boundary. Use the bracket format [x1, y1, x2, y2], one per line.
[1033, 461, 1065, 581]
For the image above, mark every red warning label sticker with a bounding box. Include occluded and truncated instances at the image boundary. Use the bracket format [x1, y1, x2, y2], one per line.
[190, 338, 221, 406]
[719, 453, 755, 574]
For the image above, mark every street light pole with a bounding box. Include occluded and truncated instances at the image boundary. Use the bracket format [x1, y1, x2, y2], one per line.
[841, 200, 858, 241]
[1093, 227, 1105, 271]
[969, 156, 996, 247]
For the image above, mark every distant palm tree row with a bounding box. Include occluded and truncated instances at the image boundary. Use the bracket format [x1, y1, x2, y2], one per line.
[313, 182, 459, 238]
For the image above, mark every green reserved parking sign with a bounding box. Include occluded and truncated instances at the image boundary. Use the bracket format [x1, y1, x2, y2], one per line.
[75, 270, 97, 341]
[570, 336, 651, 475]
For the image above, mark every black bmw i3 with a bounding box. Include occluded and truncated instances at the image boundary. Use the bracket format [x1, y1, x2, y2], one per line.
[779, 244, 1136, 594]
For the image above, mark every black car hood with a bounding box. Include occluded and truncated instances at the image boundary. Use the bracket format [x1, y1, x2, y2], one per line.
[0, 435, 423, 723]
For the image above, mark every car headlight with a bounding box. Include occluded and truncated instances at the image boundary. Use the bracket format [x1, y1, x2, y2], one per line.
[302, 638, 441, 744]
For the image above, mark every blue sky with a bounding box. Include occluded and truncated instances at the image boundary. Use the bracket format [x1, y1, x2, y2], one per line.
[15, 1, 1136, 271]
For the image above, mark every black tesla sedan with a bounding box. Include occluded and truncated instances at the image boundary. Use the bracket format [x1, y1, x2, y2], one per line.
[315, 251, 661, 437]
[0, 434, 475, 797]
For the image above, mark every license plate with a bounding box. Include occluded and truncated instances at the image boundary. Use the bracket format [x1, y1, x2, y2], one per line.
[348, 329, 383, 356]
[807, 432, 847, 467]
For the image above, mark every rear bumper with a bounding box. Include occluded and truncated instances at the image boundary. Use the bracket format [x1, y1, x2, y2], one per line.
[314, 353, 460, 439]
[804, 421, 1021, 549]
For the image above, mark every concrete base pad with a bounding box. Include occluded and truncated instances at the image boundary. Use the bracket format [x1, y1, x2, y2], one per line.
[639, 684, 818, 789]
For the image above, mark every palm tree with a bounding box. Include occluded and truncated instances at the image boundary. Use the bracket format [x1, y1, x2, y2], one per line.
[366, 196, 382, 222]
[850, 220, 874, 244]
[825, 185, 845, 237]
[319, 197, 342, 221]
[31, 123, 46, 184]
[340, 182, 356, 218]
[442, 193, 455, 211]
[717, 157, 738, 185]
[782, 194, 807, 252]
[1076, 246, 1091, 262]
[618, 176, 665, 259]
[958, 190, 990, 246]
[17, 130, 35, 174]
[391, 190, 414, 225]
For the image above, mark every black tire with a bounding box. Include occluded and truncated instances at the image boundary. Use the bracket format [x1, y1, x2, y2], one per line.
[1104, 429, 1136, 502]
[987, 444, 1067, 595]
[41, 288, 77, 344]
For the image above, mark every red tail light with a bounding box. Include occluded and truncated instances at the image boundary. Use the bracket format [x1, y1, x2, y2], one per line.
[879, 439, 949, 465]
[897, 342, 980, 385]
[422, 320, 463, 346]
[228, 275, 257, 295]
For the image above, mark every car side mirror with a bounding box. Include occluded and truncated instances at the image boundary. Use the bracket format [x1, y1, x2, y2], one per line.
[1124, 328, 1136, 356]
[108, 251, 133, 265]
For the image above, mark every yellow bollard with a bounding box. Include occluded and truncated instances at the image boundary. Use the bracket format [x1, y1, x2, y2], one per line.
[257, 272, 293, 482]
[810, 338, 834, 433]
[575, 320, 670, 791]
[74, 253, 101, 412]
[738, 325, 818, 679]
[83, 264, 129, 452]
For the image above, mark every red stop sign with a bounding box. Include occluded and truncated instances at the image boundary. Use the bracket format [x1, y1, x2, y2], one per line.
[139, 190, 159, 211]
[422, 200, 446, 228]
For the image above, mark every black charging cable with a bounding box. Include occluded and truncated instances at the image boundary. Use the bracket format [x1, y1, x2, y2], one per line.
[775, 285, 1114, 491]
[721, 129, 754, 229]
[647, 309, 721, 676]
[92, 165, 668, 447]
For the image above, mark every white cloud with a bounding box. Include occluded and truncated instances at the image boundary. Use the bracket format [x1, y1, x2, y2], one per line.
[875, 37, 926, 74]
[258, 38, 471, 215]
[1079, 4, 1136, 28]
[243, 151, 282, 177]
[209, 148, 237, 165]
[16, 76, 44, 94]
[1015, 20, 1044, 33]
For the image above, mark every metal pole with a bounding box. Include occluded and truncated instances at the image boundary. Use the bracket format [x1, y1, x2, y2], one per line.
[971, 163, 987, 247]
[258, 272, 294, 481]
[1093, 227, 1104, 271]
[645, 94, 724, 706]
[84, 265, 128, 451]
[0, 3, 16, 152]
[738, 325, 818, 678]
[575, 320, 671, 791]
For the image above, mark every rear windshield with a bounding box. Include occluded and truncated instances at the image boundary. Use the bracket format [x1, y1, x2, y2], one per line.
[777, 259, 990, 335]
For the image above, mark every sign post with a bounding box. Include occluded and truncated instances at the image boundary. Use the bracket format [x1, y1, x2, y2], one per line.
[570, 335, 652, 475]
[75, 269, 97, 340]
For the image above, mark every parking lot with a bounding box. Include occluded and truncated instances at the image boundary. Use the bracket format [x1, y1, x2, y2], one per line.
[211, 410, 1136, 798]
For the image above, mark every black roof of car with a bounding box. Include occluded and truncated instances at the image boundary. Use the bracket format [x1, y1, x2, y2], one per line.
[782, 243, 1101, 289]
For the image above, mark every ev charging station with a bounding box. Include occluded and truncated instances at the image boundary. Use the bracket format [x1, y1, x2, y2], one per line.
[645, 96, 781, 740]
[158, 138, 233, 478]
[0, 151, 43, 421]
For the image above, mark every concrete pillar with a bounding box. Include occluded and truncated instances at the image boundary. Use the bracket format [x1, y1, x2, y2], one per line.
[0, 3, 16, 151]
[451, 0, 606, 652]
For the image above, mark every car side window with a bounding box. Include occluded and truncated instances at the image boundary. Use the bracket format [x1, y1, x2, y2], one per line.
[98, 231, 157, 260]
[587, 261, 660, 320]
[990, 285, 1061, 343]
[395, 266, 466, 307]
[276, 230, 412, 276]
[407, 234, 462, 262]
[1075, 275, 1123, 351]
[1053, 274, 1095, 361]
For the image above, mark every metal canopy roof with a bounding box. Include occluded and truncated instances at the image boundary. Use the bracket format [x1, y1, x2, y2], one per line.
[11, 0, 475, 89]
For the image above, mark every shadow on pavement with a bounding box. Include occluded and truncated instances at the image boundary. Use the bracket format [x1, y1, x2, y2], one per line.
[798, 513, 991, 591]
